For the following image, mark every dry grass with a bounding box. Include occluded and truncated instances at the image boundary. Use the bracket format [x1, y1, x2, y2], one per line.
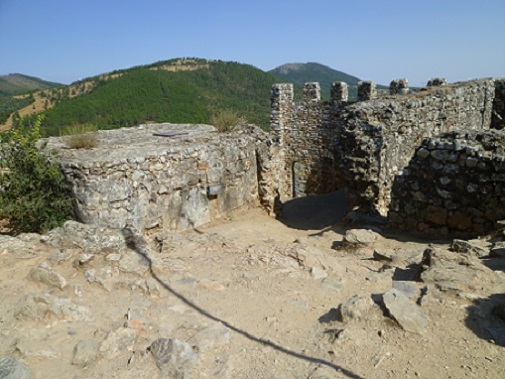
[210, 109, 245, 132]
[61, 123, 99, 149]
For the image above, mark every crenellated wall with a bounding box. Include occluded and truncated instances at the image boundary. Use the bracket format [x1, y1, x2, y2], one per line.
[271, 78, 503, 217]
[44, 77, 505, 238]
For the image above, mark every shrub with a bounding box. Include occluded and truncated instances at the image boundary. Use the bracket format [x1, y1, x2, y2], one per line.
[61, 123, 98, 149]
[0, 115, 74, 234]
[209, 109, 244, 132]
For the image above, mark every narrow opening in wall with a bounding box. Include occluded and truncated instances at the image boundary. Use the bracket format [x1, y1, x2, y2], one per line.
[292, 161, 308, 198]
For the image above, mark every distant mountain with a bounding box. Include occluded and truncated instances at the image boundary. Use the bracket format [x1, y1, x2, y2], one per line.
[0, 73, 61, 96]
[269, 62, 362, 100]
[30, 58, 286, 135]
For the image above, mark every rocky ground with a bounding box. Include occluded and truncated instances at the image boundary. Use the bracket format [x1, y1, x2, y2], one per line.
[1, 203, 505, 379]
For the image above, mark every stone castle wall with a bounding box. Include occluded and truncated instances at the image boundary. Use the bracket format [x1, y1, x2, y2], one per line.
[338, 79, 497, 214]
[47, 124, 271, 234]
[271, 78, 502, 216]
[45, 78, 505, 237]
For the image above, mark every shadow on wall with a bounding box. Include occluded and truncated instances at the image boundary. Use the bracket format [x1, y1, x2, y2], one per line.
[277, 189, 348, 230]
[465, 293, 505, 347]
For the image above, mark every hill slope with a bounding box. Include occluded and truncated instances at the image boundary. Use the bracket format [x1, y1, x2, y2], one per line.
[38, 59, 285, 136]
[0, 74, 61, 96]
[269, 62, 361, 100]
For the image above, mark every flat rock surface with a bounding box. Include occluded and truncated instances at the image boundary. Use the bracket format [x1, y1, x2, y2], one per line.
[1, 208, 505, 378]
[383, 288, 428, 334]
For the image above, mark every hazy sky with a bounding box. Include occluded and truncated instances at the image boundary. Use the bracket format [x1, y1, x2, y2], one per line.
[1, 0, 503, 87]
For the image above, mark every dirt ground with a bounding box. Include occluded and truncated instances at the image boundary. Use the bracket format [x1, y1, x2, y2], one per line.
[1, 198, 505, 378]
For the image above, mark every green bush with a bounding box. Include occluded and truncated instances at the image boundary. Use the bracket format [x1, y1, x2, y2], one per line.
[0, 115, 74, 234]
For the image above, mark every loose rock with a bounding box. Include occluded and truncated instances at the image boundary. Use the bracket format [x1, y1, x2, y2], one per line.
[0, 235, 38, 260]
[119, 251, 150, 276]
[373, 248, 396, 262]
[15, 293, 92, 322]
[72, 340, 99, 367]
[41, 221, 128, 254]
[149, 338, 200, 379]
[451, 239, 489, 258]
[341, 229, 377, 248]
[383, 288, 428, 334]
[392, 281, 420, 299]
[339, 295, 377, 322]
[189, 322, 231, 352]
[99, 328, 137, 358]
[0, 356, 32, 379]
[28, 262, 67, 290]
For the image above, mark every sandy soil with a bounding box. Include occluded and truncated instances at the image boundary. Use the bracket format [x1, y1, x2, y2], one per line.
[1, 202, 504, 378]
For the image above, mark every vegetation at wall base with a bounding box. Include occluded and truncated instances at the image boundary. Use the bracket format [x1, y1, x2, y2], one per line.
[0, 115, 74, 235]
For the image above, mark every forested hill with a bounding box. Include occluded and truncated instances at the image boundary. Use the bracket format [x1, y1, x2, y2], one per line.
[39, 59, 286, 136]
[269, 62, 361, 100]
[0, 74, 61, 95]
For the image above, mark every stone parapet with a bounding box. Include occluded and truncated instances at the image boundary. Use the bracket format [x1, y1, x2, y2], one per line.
[390, 78, 409, 95]
[427, 78, 448, 87]
[270, 78, 504, 216]
[303, 82, 321, 102]
[331, 81, 348, 104]
[46, 124, 271, 234]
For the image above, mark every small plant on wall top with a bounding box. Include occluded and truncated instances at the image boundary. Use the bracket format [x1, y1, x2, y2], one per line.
[210, 109, 245, 132]
[61, 123, 99, 149]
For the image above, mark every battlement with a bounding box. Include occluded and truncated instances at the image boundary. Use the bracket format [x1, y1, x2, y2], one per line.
[269, 77, 505, 235]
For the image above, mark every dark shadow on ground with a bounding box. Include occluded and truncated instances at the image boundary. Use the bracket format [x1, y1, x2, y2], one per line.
[392, 263, 423, 281]
[123, 229, 365, 379]
[277, 190, 348, 230]
[465, 293, 505, 347]
[480, 257, 505, 272]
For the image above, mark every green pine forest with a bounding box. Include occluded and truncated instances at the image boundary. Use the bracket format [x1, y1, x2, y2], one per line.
[0, 95, 33, 124]
[38, 59, 289, 136]
[1, 59, 373, 136]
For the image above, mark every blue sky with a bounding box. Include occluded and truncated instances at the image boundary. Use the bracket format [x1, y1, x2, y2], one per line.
[0, 0, 503, 87]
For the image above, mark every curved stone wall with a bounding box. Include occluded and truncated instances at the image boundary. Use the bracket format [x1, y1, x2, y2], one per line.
[389, 129, 505, 236]
[46, 124, 271, 234]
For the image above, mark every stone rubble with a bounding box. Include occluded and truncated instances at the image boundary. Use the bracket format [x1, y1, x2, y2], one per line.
[389, 129, 505, 236]
[149, 338, 200, 379]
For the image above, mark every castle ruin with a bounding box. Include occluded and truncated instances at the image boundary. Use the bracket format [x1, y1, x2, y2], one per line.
[48, 76, 505, 237]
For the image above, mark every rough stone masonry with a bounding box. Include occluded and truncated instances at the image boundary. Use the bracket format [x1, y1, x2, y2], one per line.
[45, 123, 277, 234]
[47, 77, 505, 237]
[270, 77, 505, 235]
